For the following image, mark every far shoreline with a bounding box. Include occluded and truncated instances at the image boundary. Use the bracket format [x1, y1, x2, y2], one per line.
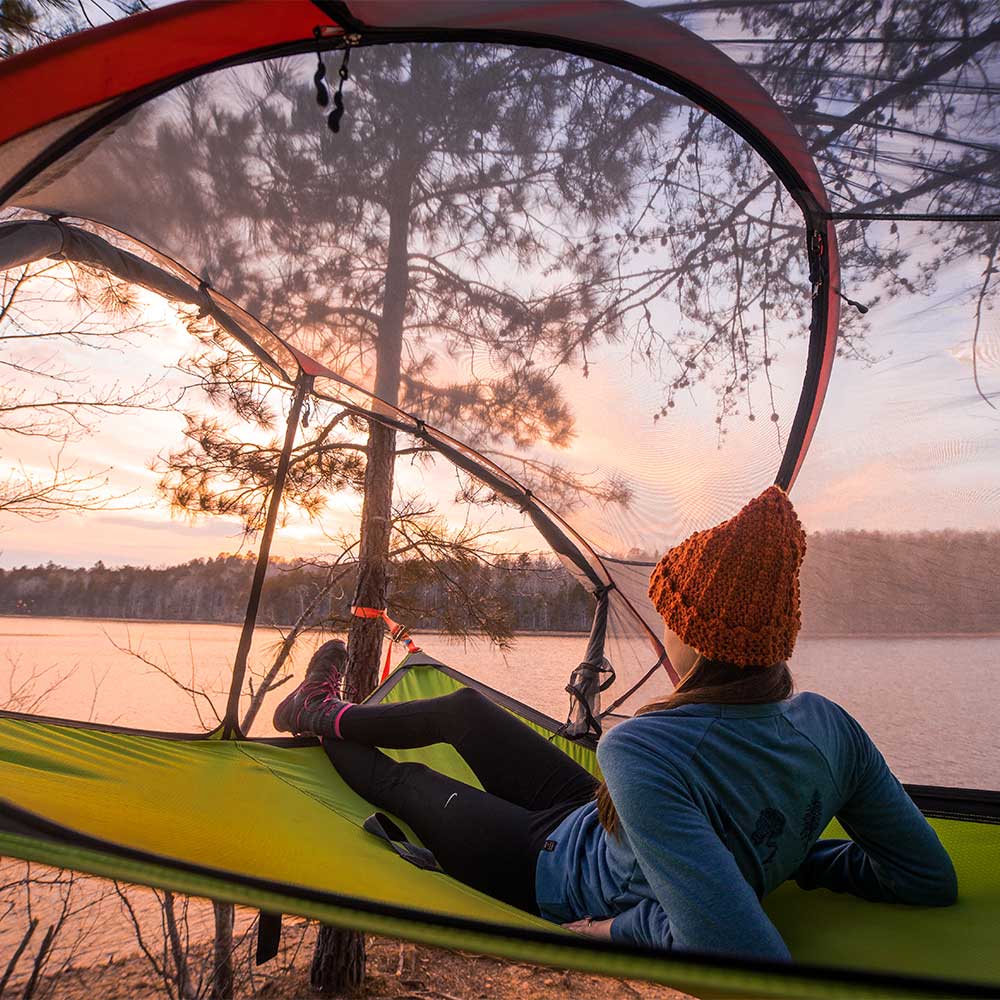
[1, 613, 999, 641]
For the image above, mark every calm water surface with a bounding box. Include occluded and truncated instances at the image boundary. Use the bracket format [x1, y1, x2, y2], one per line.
[2, 616, 997, 787]
[1, 616, 997, 974]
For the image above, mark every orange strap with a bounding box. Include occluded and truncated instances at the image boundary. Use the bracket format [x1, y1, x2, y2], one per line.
[381, 641, 392, 684]
[350, 605, 422, 682]
[350, 606, 384, 620]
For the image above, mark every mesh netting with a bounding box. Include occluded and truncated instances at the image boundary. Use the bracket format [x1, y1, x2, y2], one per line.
[1, 9, 997, 782]
[4, 41, 819, 716]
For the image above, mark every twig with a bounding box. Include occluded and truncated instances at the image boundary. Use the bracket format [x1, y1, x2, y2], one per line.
[20, 924, 54, 1000]
[240, 552, 355, 733]
[103, 630, 222, 728]
[394, 991, 467, 1000]
[0, 918, 37, 997]
[614, 978, 643, 998]
[113, 884, 172, 997]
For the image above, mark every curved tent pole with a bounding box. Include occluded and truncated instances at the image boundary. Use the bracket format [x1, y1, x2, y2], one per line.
[0, 213, 677, 698]
[776, 219, 841, 491]
[0, 2, 831, 215]
[0, 0, 841, 496]
[222, 369, 314, 739]
[0, 218, 295, 382]
[0, 217, 620, 643]
[0, 0, 842, 709]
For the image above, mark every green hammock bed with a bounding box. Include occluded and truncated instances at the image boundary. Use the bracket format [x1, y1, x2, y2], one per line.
[1, 659, 997, 1000]
[2, 2, 999, 997]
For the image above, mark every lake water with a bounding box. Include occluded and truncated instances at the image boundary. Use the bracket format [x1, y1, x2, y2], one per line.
[2, 615, 997, 788]
[1, 616, 998, 978]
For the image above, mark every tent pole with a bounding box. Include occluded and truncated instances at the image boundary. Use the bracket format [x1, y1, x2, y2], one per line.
[222, 369, 314, 738]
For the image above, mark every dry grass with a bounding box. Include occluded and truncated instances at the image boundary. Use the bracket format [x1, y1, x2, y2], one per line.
[34, 923, 693, 1000]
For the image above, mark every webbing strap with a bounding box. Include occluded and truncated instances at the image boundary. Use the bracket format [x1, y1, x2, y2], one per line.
[362, 813, 443, 872]
[350, 606, 422, 682]
[562, 586, 616, 738]
[255, 911, 282, 965]
[350, 605, 384, 620]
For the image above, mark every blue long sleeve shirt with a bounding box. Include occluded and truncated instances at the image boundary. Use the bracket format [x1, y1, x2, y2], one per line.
[534, 693, 957, 960]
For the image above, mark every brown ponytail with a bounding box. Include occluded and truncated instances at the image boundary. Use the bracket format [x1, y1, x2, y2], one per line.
[595, 657, 793, 836]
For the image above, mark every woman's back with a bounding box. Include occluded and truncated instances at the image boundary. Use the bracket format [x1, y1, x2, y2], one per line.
[537, 691, 956, 958]
[605, 693, 845, 899]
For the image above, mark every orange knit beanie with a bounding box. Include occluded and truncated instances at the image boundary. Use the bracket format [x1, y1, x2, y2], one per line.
[648, 485, 806, 667]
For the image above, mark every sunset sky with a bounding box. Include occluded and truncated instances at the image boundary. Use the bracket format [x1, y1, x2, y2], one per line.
[2, 4, 997, 570]
[3, 241, 997, 572]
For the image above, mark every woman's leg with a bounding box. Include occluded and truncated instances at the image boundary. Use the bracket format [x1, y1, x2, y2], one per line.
[324, 738, 550, 913]
[338, 687, 597, 812]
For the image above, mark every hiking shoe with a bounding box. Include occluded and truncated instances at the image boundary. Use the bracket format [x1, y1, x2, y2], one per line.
[272, 678, 352, 737]
[304, 638, 348, 685]
[273, 638, 352, 737]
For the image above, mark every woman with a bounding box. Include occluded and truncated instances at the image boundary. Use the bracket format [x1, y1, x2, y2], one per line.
[275, 487, 957, 960]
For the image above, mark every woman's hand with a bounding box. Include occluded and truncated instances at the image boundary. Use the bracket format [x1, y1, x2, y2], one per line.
[562, 916, 614, 940]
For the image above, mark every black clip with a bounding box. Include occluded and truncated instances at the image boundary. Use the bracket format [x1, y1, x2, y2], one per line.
[835, 288, 870, 315]
[255, 912, 282, 965]
[313, 29, 329, 107]
[327, 46, 352, 134]
[363, 813, 443, 872]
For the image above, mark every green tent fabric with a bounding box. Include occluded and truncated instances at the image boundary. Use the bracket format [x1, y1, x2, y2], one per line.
[1, 660, 997, 999]
[2, 3, 998, 996]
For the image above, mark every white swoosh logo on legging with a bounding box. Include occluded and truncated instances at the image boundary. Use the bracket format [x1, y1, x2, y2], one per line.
[444, 792, 458, 809]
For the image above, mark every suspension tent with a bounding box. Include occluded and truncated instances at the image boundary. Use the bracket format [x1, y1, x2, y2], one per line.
[0, 1, 997, 996]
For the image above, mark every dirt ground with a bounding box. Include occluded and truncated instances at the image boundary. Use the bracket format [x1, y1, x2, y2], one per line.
[35, 923, 693, 1000]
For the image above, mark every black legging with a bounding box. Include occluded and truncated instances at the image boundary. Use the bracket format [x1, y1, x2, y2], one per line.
[323, 687, 597, 914]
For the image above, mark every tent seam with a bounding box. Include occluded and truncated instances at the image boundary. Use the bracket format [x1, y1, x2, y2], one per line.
[231, 740, 367, 825]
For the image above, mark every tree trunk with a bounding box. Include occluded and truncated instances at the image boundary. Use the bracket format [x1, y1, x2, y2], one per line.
[342, 419, 398, 698]
[163, 892, 192, 1000]
[311, 76, 418, 996]
[211, 901, 234, 1000]
[310, 927, 367, 996]
[309, 422, 397, 994]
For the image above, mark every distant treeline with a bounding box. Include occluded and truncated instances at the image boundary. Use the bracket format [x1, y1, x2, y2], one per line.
[0, 552, 593, 635]
[1, 531, 997, 636]
[799, 530, 999, 635]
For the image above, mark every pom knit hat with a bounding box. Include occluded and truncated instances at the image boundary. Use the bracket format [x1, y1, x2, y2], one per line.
[648, 485, 806, 667]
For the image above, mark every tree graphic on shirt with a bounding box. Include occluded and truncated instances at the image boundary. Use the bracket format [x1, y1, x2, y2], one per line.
[800, 790, 823, 849]
[751, 807, 787, 865]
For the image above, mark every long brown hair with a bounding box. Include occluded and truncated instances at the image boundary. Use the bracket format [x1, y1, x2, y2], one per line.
[595, 656, 793, 835]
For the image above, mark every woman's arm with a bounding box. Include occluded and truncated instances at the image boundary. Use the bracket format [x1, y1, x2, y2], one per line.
[795, 712, 957, 906]
[597, 726, 791, 961]
[608, 899, 669, 949]
[564, 902, 668, 949]
[563, 917, 614, 939]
